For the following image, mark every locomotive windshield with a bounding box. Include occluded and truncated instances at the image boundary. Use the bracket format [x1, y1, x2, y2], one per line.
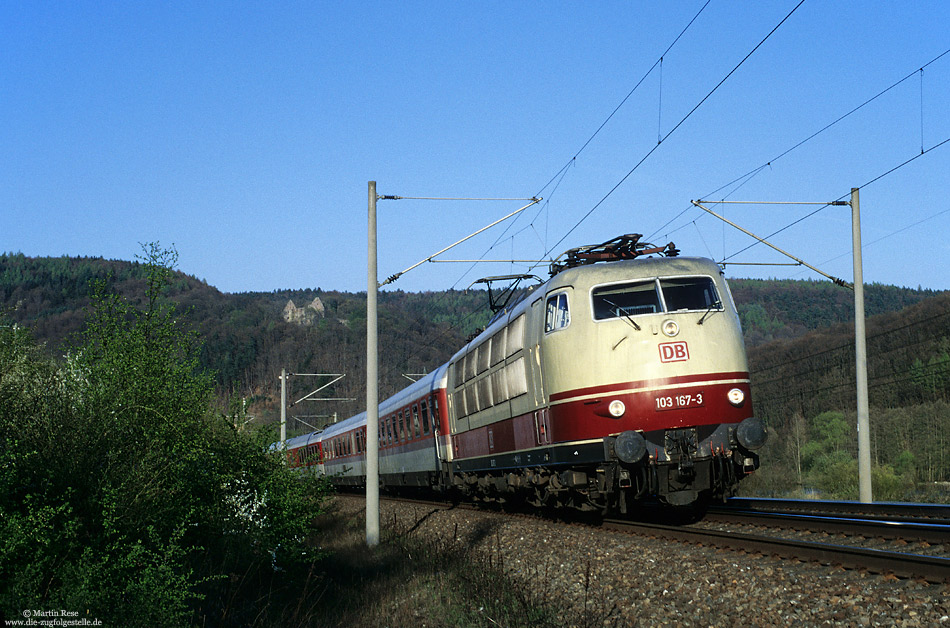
[592, 276, 720, 321]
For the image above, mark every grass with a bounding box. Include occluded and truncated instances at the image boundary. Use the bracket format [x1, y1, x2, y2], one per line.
[218, 495, 621, 628]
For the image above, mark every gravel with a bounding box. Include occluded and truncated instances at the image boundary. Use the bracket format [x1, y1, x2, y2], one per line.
[337, 495, 950, 627]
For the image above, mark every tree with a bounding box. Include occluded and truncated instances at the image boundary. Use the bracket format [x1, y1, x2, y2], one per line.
[0, 244, 329, 626]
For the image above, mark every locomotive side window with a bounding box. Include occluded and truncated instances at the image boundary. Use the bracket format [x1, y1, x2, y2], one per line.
[659, 277, 721, 311]
[452, 358, 465, 388]
[464, 385, 478, 417]
[592, 281, 660, 320]
[477, 377, 493, 410]
[464, 351, 476, 382]
[491, 369, 509, 403]
[454, 389, 467, 418]
[507, 314, 525, 355]
[490, 328, 506, 365]
[506, 356, 529, 398]
[477, 340, 490, 373]
[544, 293, 570, 332]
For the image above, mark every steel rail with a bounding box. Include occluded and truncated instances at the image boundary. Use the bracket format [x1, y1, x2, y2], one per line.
[601, 518, 950, 583]
[703, 509, 950, 545]
[353, 493, 950, 582]
[723, 497, 950, 521]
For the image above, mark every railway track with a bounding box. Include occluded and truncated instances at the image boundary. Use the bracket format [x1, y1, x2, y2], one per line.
[604, 516, 950, 584]
[707, 501, 950, 546]
[721, 496, 950, 522]
[374, 493, 950, 583]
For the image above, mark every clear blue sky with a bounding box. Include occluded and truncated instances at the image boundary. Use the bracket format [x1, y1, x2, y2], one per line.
[3, 2, 949, 294]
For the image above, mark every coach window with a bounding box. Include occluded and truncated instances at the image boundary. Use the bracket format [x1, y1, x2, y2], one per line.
[420, 400, 430, 434]
[398, 412, 406, 442]
[592, 280, 661, 320]
[412, 405, 421, 438]
[544, 292, 570, 333]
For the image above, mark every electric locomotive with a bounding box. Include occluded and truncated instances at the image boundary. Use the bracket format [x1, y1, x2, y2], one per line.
[281, 234, 766, 515]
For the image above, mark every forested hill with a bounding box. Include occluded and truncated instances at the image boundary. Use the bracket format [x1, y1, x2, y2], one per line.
[1, 252, 945, 429]
[729, 278, 943, 346]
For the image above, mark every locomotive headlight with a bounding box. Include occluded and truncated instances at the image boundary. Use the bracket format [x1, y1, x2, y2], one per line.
[661, 319, 679, 337]
[727, 388, 745, 406]
[608, 399, 626, 417]
[615, 430, 647, 463]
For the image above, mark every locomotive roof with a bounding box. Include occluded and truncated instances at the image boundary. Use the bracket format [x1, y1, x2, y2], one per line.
[453, 256, 725, 363]
[547, 255, 723, 289]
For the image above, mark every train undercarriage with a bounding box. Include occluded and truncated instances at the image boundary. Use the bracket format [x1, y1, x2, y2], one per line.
[446, 422, 764, 515]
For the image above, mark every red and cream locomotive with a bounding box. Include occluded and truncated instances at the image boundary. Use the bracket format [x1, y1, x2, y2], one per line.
[284, 235, 766, 514]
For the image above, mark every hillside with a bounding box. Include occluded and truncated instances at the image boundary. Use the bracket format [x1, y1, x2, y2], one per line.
[729, 278, 942, 346]
[2, 252, 947, 437]
[0, 253, 491, 429]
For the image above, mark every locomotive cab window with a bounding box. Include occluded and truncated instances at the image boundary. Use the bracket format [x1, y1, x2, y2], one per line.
[659, 276, 721, 311]
[544, 292, 570, 333]
[593, 276, 720, 320]
[592, 280, 661, 320]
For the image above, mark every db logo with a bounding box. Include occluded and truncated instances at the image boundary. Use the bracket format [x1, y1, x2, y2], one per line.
[659, 341, 689, 363]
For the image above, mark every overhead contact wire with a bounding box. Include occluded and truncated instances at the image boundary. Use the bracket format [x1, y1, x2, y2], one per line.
[650, 47, 950, 246]
[534, 0, 712, 199]
[722, 135, 950, 264]
[546, 0, 806, 262]
[452, 2, 714, 290]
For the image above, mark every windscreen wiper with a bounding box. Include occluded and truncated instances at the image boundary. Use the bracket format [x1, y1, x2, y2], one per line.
[697, 301, 722, 325]
[603, 299, 641, 331]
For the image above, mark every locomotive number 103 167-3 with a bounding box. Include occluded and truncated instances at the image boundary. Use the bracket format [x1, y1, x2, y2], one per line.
[655, 392, 703, 411]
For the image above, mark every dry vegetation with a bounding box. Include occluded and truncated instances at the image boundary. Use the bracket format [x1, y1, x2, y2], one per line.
[273, 496, 612, 628]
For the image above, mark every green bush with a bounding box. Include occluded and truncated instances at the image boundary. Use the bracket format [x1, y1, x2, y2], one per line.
[0, 244, 329, 626]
